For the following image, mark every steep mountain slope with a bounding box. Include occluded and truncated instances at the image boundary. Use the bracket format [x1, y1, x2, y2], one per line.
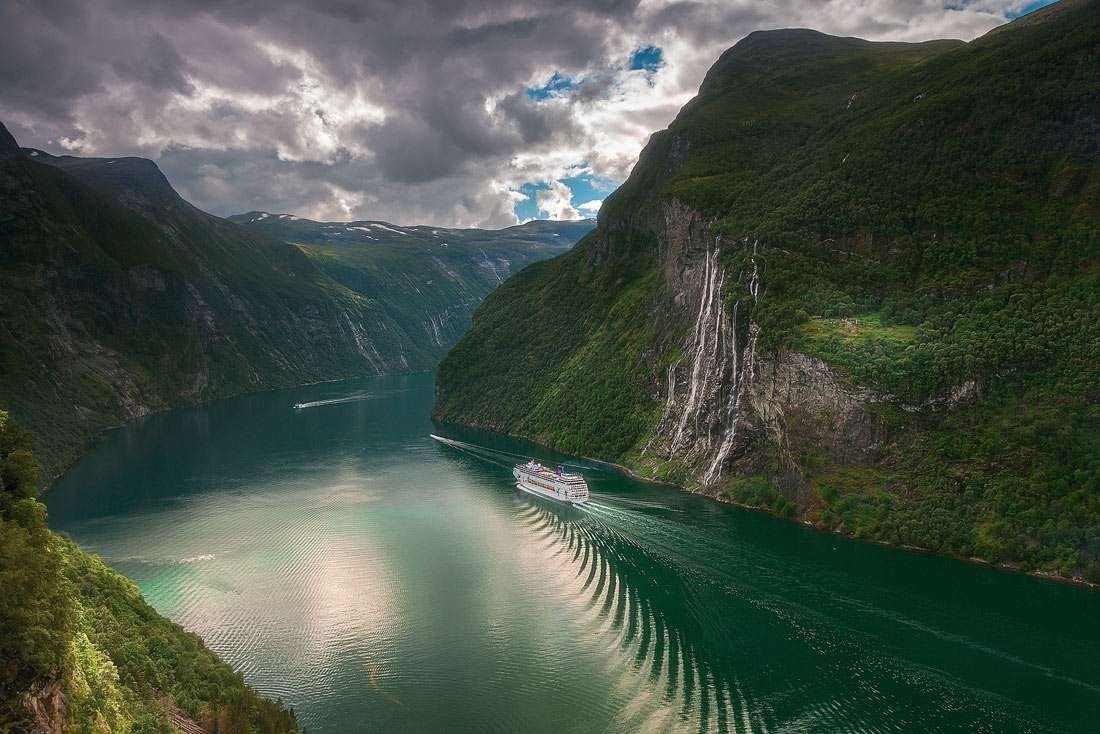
[436, 0, 1100, 581]
[0, 124, 586, 481]
[231, 212, 592, 360]
[0, 412, 298, 732]
[0, 132, 416, 479]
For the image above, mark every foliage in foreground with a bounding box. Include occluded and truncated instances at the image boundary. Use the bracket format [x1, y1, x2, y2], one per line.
[0, 412, 298, 732]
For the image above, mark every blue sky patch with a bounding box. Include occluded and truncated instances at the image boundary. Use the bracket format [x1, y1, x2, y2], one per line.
[630, 46, 664, 73]
[514, 168, 620, 221]
[1008, 0, 1057, 18]
[514, 182, 547, 221]
[526, 72, 575, 101]
[514, 181, 545, 221]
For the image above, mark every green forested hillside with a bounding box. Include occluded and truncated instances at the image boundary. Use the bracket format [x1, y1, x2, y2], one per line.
[232, 212, 591, 367]
[436, 0, 1100, 581]
[0, 129, 398, 480]
[0, 412, 298, 732]
[0, 123, 588, 482]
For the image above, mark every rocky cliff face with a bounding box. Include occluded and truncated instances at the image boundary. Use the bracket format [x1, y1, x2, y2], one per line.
[607, 191, 889, 499]
[19, 677, 67, 734]
[641, 224, 761, 489]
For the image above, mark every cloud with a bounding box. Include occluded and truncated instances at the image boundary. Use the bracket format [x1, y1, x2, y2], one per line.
[535, 180, 583, 220]
[0, 0, 1032, 226]
[577, 199, 603, 215]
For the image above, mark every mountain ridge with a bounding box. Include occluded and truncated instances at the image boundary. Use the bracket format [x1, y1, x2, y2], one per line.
[231, 209, 592, 375]
[24, 149, 186, 210]
[229, 209, 595, 235]
[435, 0, 1100, 582]
[0, 122, 589, 480]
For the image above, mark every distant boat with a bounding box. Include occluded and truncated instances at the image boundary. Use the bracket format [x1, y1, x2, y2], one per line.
[292, 403, 305, 410]
[513, 461, 589, 505]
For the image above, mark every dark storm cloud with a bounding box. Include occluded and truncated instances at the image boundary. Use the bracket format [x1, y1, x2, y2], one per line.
[0, 0, 1025, 225]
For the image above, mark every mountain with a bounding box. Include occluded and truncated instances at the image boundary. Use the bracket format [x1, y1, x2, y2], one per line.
[230, 212, 592, 362]
[436, 0, 1100, 582]
[0, 126, 589, 480]
[0, 133, 406, 479]
[230, 211, 594, 249]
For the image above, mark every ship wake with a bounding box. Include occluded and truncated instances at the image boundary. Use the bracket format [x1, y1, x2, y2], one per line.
[512, 500, 773, 733]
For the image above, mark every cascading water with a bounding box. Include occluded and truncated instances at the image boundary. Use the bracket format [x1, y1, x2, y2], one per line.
[670, 238, 726, 454]
[702, 241, 761, 486]
[660, 237, 763, 487]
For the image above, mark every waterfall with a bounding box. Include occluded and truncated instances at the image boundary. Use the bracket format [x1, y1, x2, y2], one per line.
[703, 319, 759, 486]
[671, 238, 725, 454]
[661, 236, 763, 487]
[702, 240, 761, 486]
[664, 361, 678, 418]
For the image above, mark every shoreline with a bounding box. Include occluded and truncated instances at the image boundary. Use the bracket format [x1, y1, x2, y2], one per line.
[703, 491, 1100, 591]
[48, 390, 1100, 592]
[445, 421, 1100, 592]
[40, 369, 436, 495]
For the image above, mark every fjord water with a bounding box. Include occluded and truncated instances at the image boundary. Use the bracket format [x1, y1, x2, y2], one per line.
[48, 375, 1100, 733]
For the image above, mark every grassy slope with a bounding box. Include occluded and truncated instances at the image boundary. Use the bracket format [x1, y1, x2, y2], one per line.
[0, 413, 297, 732]
[437, 0, 1100, 580]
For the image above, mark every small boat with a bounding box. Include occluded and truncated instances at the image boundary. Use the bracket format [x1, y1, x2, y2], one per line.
[513, 461, 589, 504]
[292, 403, 305, 410]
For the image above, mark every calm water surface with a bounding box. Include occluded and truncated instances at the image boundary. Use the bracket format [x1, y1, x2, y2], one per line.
[48, 374, 1100, 732]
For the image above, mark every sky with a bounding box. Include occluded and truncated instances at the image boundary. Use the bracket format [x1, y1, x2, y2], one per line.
[0, 0, 1057, 227]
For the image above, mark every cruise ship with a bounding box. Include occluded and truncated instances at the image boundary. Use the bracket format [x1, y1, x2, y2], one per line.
[513, 461, 589, 504]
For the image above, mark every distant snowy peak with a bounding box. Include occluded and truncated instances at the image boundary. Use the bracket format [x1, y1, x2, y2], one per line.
[335, 220, 427, 238]
[229, 211, 596, 250]
[234, 211, 418, 236]
[228, 210, 276, 223]
[362, 222, 410, 236]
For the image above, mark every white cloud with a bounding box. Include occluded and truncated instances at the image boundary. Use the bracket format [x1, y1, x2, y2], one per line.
[577, 199, 603, 215]
[1, 0, 1034, 227]
[535, 180, 583, 221]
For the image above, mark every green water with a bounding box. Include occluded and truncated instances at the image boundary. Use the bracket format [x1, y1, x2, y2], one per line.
[48, 374, 1100, 732]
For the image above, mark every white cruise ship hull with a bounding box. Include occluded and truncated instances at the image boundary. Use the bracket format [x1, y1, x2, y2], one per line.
[515, 479, 587, 505]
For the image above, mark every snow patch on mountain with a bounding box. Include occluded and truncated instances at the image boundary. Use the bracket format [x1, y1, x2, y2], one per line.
[371, 223, 409, 236]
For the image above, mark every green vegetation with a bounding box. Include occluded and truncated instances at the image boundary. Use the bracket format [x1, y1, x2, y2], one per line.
[806, 397, 1100, 579]
[233, 213, 589, 374]
[437, 0, 1100, 581]
[435, 239, 667, 459]
[0, 124, 587, 483]
[0, 138, 388, 480]
[0, 411, 298, 732]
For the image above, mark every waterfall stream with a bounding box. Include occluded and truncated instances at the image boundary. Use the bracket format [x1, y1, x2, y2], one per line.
[661, 237, 762, 487]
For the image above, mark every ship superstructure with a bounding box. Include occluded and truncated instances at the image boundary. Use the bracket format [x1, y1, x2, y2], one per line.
[513, 461, 589, 504]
